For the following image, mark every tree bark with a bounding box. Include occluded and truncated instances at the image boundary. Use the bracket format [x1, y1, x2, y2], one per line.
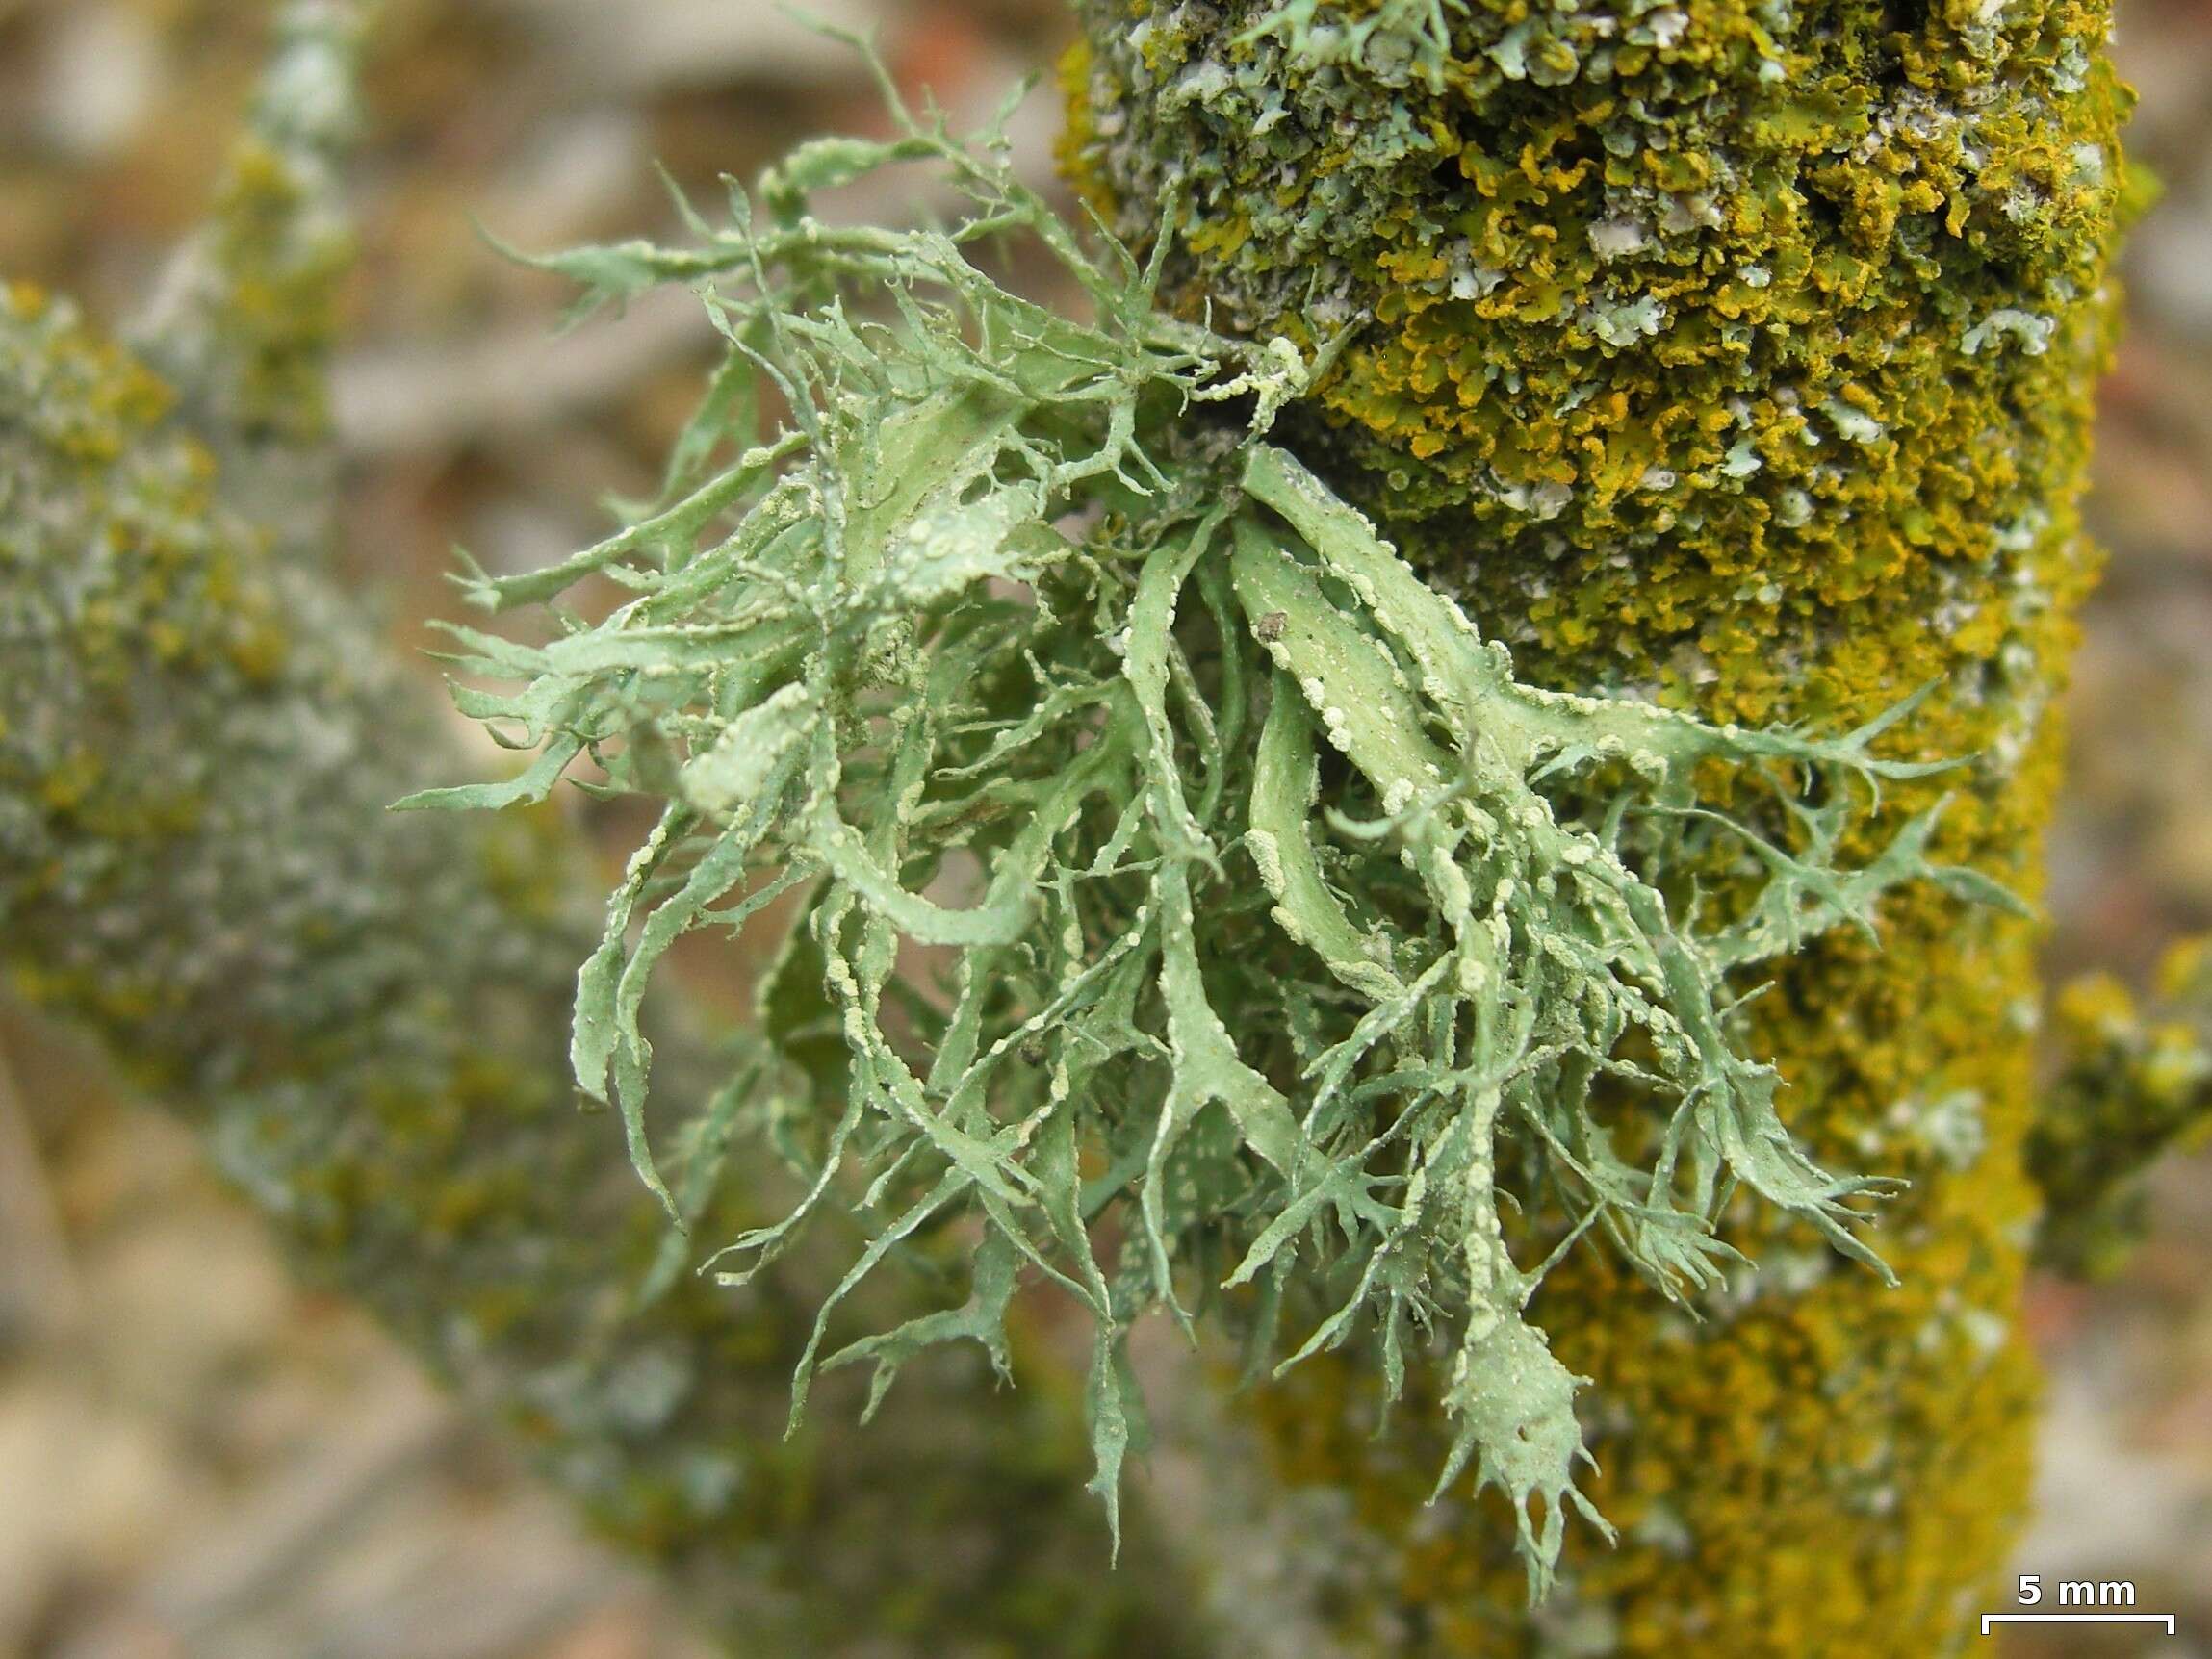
[1066, 5, 2132, 1650]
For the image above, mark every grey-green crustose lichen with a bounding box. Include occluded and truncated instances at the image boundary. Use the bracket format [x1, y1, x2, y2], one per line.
[417, 84, 2024, 1596]
[133, 0, 368, 541]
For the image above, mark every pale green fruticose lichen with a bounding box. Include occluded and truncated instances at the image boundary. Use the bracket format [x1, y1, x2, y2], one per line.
[417, 78, 2019, 1597]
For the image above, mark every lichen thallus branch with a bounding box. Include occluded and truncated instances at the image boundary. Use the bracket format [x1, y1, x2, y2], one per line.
[412, 82, 2023, 1596]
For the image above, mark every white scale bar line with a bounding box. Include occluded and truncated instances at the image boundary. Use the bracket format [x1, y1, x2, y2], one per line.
[1981, 1614, 2176, 1634]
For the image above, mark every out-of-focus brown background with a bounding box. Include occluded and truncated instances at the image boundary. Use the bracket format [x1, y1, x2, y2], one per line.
[0, 3, 2206, 1653]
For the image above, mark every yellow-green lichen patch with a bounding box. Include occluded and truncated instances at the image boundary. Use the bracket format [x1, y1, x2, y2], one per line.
[1068, 1, 2128, 658]
[198, 136, 354, 444]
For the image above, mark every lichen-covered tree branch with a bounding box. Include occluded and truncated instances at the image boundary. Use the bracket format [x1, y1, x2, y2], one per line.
[1061, 2, 2138, 1648]
[7, 0, 2202, 1653]
[0, 7, 1201, 1653]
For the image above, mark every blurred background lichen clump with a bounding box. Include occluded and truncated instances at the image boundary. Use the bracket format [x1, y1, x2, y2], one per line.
[1, 1, 2210, 1654]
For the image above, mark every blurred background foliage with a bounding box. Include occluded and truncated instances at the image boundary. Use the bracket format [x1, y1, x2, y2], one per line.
[0, 0, 2206, 1653]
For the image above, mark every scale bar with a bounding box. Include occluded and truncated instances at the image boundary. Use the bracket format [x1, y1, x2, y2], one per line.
[1981, 1614, 2176, 1634]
